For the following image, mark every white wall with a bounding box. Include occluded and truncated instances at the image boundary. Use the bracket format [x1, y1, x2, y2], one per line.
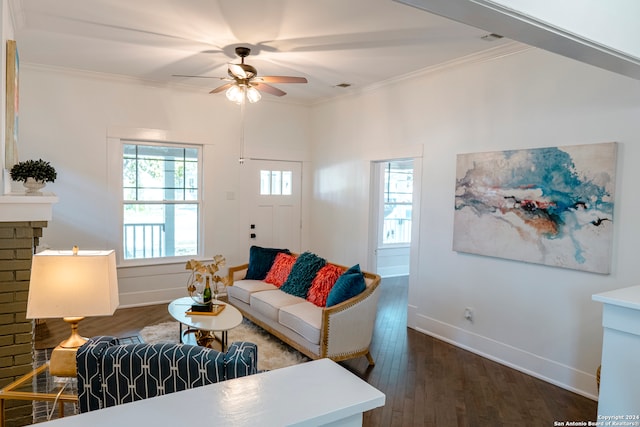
[1, 0, 15, 192]
[18, 43, 640, 399]
[493, 0, 640, 58]
[398, 0, 640, 81]
[310, 47, 640, 398]
[19, 65, 311, 306]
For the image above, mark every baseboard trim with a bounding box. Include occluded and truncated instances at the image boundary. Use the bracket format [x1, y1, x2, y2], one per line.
[414, 314, 599, 401]
[118, 288, 185, 308]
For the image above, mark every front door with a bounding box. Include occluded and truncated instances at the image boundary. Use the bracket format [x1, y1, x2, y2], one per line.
[241, 159, 302, 253]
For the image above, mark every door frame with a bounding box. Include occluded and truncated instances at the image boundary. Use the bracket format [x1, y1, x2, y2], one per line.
[239, 158, 303, 255]
[368, 158, 422, 277]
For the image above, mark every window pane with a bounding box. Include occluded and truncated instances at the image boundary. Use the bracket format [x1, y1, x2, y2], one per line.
[282, 171, 292, 195]
[123, 203, 198, 259]
[270, 171, 282, 195]
[382, 160, 413, 245]
[123, 144, 199, 202]
[259, 169, 293, 196]
[260, 170, 271, 195]
[122, 142, 200, 260]
[383, 216, 412, 244]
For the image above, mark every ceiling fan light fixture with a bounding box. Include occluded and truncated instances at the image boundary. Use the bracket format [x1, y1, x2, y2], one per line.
[246, 86, 261, 103]
[226, 84, 244, 104]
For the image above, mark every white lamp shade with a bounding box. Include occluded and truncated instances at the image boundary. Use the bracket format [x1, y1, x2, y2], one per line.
[246, 86, 261, 103]
[27, 249, 119, 319]
[225, 85, 244, 104]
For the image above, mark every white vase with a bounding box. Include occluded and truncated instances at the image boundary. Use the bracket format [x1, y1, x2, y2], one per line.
[23, 177, 46, 195]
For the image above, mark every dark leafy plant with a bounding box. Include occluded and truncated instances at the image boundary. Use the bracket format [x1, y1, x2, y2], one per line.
[10, 159, 57, 183]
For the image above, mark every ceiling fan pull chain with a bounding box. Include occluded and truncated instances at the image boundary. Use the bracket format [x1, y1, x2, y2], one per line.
[239, 102, 245, 164]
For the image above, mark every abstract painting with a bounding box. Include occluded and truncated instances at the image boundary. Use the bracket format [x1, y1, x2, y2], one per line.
[4, 40, 19, 169]
[453, 142, 617, 274]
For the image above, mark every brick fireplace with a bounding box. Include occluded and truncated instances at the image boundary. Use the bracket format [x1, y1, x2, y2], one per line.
[0, 194, 57, 426]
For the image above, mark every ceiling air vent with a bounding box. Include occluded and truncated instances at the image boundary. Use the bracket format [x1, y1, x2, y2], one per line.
[481, 33, 503, 42]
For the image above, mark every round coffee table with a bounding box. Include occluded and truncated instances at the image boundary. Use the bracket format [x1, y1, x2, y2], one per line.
[168, 296, 243, 351]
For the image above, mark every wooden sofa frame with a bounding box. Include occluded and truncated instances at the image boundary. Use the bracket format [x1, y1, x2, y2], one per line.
[228, 263, 381, 366]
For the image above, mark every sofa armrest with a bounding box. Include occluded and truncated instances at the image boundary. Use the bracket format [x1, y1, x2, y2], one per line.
[228, 264, 249, 285]
[77, 338, 241, 413]
[225, 341, 258, 378]
[321, 273, 381, 363]
[76, 336, 120, 413]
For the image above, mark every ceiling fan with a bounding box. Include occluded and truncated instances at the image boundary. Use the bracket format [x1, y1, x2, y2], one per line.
[175, 46, 307, 103]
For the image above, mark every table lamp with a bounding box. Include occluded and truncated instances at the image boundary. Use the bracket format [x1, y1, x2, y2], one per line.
[27, 247, 119, 377]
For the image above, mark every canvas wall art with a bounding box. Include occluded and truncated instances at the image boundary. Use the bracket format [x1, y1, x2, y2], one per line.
[4, 40, 19, 169]
[453, 142, 617, 274]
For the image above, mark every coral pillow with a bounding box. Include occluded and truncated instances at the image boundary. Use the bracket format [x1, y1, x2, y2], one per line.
[264, 253, 297, 287]
[307, 264, 345, 307]
[245, 246, 290, 280]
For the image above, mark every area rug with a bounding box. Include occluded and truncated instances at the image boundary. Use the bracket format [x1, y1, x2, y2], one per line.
[139, 319, 309, 371]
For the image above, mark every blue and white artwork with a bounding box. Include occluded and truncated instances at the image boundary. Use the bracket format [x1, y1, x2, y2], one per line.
[453, 142, 617, 274]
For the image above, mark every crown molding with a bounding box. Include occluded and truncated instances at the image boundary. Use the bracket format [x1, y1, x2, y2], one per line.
[7, 0, 26, 32]
[396, 0, 640, 80]
[23, 41, 531, 109]
[311, 41, 532, 106]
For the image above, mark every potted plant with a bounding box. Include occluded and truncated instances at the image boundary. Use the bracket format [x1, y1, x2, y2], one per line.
[10, 158, 57, 194]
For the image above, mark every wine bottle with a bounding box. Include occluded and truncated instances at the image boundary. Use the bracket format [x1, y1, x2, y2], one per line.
[203, 276, 212, 304]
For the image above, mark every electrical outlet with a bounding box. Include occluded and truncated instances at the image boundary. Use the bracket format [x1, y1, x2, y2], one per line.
[464, 307, 474, 322]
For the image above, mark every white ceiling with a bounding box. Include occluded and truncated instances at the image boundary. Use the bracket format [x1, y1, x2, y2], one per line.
[11, 0, 515, 104]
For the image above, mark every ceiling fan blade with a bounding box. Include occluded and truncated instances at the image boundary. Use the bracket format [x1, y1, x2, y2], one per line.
[209, 83, 234, 94]
[172, 74, 228, 80]
[258, 76, 308, 84]
[253, 82, 286, 97]
[228, 63, 248, 79]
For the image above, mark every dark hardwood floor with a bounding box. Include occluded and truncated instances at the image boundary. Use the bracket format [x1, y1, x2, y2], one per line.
[34, 276, 597, 426]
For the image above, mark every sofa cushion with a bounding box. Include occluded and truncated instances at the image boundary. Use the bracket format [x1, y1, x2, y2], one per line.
[227, 279, 278, 304]
[250, 290, 305, 321]
[245, 246, 290, 280]
[307, 264, 346, 307]
[326, 264, 367, 307]
[280, 252, 327, 298]
[264, 252, 297, 287]
[279, 302, 323, 345]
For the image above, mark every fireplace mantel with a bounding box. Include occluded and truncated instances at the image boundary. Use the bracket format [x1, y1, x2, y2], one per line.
[0, 193, 59, 222]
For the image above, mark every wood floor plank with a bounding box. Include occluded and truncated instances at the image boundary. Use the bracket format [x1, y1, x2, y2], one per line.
[34, 275, 597, 426]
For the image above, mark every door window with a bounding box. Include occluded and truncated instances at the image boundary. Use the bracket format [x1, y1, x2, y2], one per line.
[260, 170, 292, 195]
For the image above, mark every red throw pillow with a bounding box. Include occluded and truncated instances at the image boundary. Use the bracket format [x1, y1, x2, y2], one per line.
[307, 264, 345, 307]
[264, 253, 297, 287]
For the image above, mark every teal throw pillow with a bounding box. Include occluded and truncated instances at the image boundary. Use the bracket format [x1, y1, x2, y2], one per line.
[280, 252, 326, 298]
[326, 264, 366, 307]
[245, 246, 290, 280]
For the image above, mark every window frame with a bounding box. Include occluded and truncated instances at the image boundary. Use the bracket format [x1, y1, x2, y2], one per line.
[118, 139, 204, 267]
[380, 160, 413, 247]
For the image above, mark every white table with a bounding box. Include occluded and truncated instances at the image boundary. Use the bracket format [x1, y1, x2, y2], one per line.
[593, 286, 640, 419]
[36, 358, 385, 426]
[168, 296, 243, 351]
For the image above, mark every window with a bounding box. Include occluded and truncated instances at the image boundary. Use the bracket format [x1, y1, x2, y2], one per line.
[382, 160, 413, 245]
[122, 142, 200, 260]
[260, 170, 292, 195]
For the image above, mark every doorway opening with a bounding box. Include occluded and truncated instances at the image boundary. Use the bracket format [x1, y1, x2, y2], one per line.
[372, 159, 414, 277]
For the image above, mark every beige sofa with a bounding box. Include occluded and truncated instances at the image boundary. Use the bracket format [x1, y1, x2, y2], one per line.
[227, 261, 381, 365]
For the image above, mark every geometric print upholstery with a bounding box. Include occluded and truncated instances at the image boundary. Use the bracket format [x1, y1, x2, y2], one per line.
[76, 336, 258, 413]
[224, 341, 258, 379]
